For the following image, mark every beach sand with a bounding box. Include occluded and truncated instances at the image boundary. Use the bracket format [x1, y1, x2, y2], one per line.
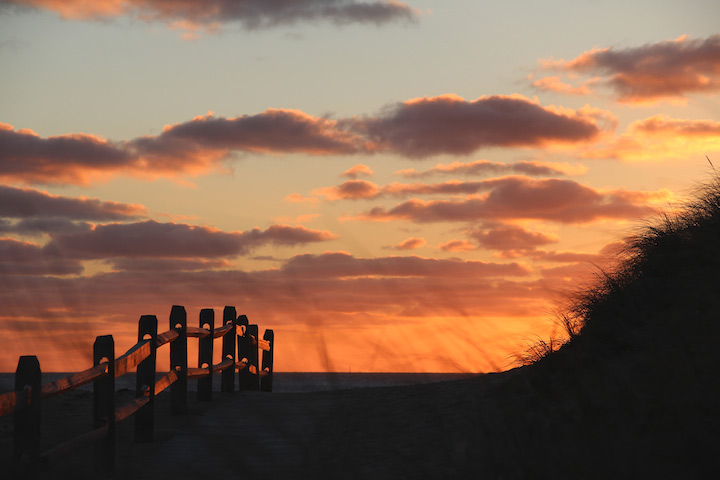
[1, 362, 716, 479]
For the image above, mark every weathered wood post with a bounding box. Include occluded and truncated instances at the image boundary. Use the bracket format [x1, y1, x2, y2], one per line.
[221, 306, 237, 393]
[260, 329, 274, 392]
[93, 335, 115, 474]
[198, 308, 214, 401]
[247, 324, 260, 391]
[237, 315, 253, 391]
[170, 305, 188, 415]
[135, 315, 157, 443]
[13, 355, 42, 475]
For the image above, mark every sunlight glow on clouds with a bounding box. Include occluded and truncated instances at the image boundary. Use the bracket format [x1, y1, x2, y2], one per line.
[535, 34, 720, 104]
[350, 94, 614, 157]
[1, 98, 614, 186]
[356, 177, 669, 224]
[588, 115, 720, 161]
[0, 10, 715, 372]
[46, 220, 337, 259]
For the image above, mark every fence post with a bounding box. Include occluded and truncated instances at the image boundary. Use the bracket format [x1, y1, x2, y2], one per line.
[247, 324, 260, 391]
[170, 305, 187, 415]
[13, 355, 41, 475]
[221, 306, 237, 393]
[261, 329, 274, 392]
[237, 315, 253, 391]
[135, 315, 157, 443]
[93, 335, 115, 474]
[198, 308, 214, 401]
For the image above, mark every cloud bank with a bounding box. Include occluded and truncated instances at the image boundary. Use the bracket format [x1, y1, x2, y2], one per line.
[0, 184, 146, 221]
[350, 94, 610, 157]
[357, 177, 670, 224]
[2, 95, 611, 185]
[45, 220, 338, 260]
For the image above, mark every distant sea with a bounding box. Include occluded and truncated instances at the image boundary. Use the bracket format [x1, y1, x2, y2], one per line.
[0, 372, 480, 394]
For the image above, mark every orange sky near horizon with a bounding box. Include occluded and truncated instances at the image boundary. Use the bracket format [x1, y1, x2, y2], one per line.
[1, 1, 719, 373]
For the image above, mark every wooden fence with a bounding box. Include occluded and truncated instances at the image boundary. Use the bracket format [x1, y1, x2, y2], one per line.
[0, 305, 274, 477]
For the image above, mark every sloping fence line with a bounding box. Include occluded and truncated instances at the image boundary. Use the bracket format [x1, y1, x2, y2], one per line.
[0, 304, 274, 477]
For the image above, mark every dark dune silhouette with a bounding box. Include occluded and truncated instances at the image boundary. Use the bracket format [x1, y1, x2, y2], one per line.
[3, 178, 719, 479]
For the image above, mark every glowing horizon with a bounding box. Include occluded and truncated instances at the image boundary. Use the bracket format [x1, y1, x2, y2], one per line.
[1, 1, 718, 373]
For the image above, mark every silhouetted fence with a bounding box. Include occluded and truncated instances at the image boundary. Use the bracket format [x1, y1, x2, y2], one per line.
[0, 305, 274, 477]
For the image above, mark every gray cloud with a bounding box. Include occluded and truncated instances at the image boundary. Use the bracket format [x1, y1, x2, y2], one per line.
[0, 184, 146, 220]
[350, 95, 605, 158]
[44, 220, 337, 259]
[0, 0, 418, 31]
[0, 237, 83, 275]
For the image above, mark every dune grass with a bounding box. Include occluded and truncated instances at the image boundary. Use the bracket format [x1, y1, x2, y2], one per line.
[522, 175, 720, 365]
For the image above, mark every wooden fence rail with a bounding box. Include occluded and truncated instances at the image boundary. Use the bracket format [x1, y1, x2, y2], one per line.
[0, 304, 274, 477]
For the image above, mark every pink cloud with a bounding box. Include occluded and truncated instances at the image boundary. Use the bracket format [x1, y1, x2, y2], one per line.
[538, 35, 720, 104]
[349, 94, 609, 158]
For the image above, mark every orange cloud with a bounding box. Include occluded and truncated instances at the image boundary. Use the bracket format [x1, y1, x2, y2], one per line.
[342, 164, 374, 179]
[386, 237, 427, 251]
[131, 109, 362, 166]
[312, 180, 381, 200]
[531, 76, 595, 95]
[437, 239, 476, 252]
[284, 193, 320, 205]
[357, 177, 668, 224]
[6, 0, 418, 34]
[0, 184, 146, 226]
[588, 115, 720, 161]
[1, 110, 363, 185]
[0, 122, 134, 185]
[537, 35, 720, 104]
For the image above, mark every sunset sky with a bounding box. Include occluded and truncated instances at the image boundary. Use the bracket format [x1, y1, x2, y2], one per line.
[1, 0, 719, 373]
